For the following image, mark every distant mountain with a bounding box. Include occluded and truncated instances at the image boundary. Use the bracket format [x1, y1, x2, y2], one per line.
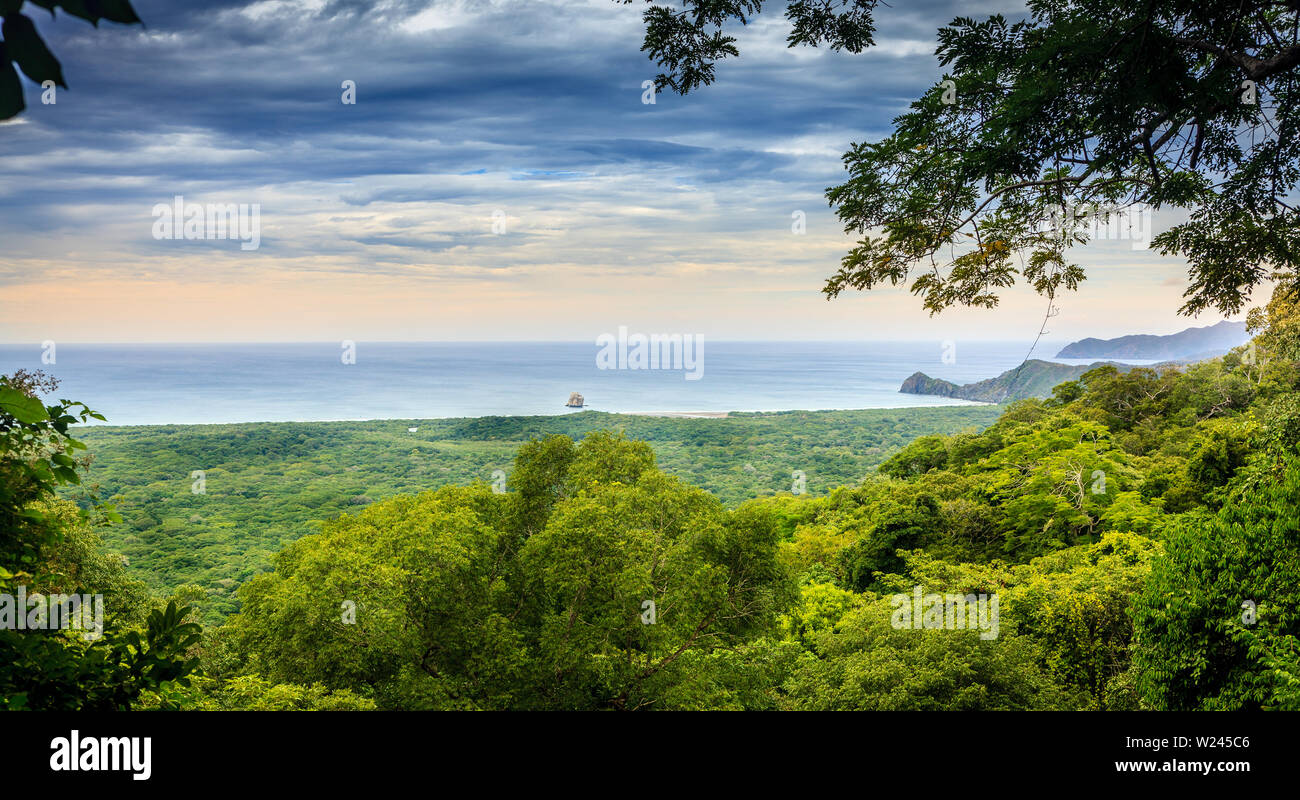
[1055, 320, 1248, 359]
[900, 360, 1097, 404]
[900, 350, 1228, 404]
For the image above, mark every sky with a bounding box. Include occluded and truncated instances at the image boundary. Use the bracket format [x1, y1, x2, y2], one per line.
[0, 0, 1261, 344]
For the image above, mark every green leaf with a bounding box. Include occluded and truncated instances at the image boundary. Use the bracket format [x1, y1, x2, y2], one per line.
[50, 1, 141, 26]
[1, 13, 67, 88]
[0, 386, 49, 423]
[50, 1, 97, 25]
[0, 43, 24, 119]
[92, 0, 141, 25]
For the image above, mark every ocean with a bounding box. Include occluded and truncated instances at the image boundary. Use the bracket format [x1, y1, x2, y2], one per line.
[0, 340, 1134, 426]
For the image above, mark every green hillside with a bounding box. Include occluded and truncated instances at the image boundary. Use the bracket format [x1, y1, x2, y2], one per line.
[72, 406, 1001, 623]
[900, 359, 1097, 402]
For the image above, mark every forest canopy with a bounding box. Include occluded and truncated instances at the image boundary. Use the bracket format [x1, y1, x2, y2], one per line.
[4, 280, 1297, 709]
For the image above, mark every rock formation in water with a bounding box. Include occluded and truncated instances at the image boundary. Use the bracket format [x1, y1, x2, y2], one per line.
[899, 356, 1216, 404]
[900, 360, 1097, 403]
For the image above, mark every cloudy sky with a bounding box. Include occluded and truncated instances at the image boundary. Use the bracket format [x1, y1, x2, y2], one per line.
[0, 0, 1251, 344]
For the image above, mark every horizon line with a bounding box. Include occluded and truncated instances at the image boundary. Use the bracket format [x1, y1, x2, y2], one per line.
[0, 337, 1073, 346]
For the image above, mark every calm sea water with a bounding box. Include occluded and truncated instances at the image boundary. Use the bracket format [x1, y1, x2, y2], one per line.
[0, 341, 1112, 426]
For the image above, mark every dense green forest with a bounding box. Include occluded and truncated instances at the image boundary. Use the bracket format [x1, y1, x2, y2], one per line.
[5, 281, 1297, 710]
[4, 0, 1300, 720]
[72, 406, 1000, 624]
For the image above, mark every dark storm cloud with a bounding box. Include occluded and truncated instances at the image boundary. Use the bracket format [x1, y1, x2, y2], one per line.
[0, 0, 1029, 280]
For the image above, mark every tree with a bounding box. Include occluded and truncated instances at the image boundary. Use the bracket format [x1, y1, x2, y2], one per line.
[0, 371, 200, 710]
[778, 596, 1079, 710]
[229, 484, 527, 709]
[1004, 532, 1160, 710]
[1, 0, 142, 119]
[141, 674, 377, 711]
[838, 491, 940, 590]
[0, 369, 101, 573]
[625, 0, 1300, 318]
[622, 0, 879, 95]
[1132, 456, 1300, 710]
[1246, 272, 1300, 379]
[521, 468, 788, 709]
[509, 434, 579, 537]
[226, 430, 791, 710]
